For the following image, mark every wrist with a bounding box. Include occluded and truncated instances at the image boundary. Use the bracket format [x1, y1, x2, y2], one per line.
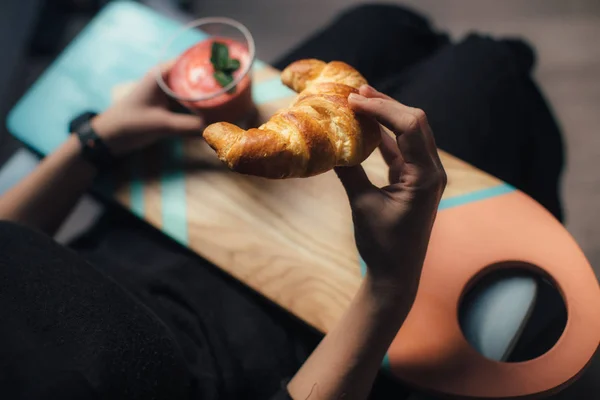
[70, 112, 117, 169]
[361, 273, 417, 316]
[64, 135, 98, 174]
[90, 114, 119, 149]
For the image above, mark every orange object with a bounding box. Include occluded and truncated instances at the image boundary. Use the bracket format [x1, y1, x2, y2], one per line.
[387, 190, 600, 398]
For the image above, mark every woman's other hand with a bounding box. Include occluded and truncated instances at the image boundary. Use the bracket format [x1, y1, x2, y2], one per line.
[91, 62, 205, 156]
[337, 85, 447, 310]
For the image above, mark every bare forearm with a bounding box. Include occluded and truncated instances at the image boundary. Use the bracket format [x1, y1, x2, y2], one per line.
[288, 276, 411, 400]
[0, 61, 206, 234]
[0, 136, 96, 234]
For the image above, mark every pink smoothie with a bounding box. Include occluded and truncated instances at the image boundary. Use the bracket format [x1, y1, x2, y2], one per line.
[168, 37, 254, 123]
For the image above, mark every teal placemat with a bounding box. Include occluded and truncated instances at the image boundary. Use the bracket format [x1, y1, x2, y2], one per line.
[8, 1, 212, 155]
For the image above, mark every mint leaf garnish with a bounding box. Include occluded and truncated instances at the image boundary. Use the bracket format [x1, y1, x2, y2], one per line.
[211, 42, 229, 71]
[223, 59, 240, 73]
[210, 41, 242, 93]
[214, 71, 234, 88]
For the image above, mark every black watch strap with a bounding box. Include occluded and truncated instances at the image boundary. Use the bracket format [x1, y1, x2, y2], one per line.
[70, 112, 114, 169]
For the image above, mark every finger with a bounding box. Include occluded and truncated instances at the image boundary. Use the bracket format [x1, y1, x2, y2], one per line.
[360, 85, 411, 183]
[359, 84, 393, 100]
[359, 86, 435, 167]
[378, 128, 402, 167]
[420, 124, 444, 171]
[165, 113, 205, 135]
[334, 165, 374, 203]
[140, 60, 176, 92]
[145, 60, 176, 81]
[354, 88, 440, 168]
[379, 129, 405, 184]
[403, 106, 444, 171]
[348, 95, 433, 167]
[157, 59, 176, 79]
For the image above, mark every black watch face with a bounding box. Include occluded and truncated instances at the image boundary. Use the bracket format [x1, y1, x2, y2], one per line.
[69, 112, 97, 133]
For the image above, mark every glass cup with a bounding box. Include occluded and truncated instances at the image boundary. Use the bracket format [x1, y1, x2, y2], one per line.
[156, 17, 256, 124]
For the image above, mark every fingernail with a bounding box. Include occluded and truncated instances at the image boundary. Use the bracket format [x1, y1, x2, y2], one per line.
[363, 84, 375, 91]
[349, 93, 367, 102]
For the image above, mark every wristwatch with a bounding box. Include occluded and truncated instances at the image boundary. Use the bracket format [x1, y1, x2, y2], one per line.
[69, 112, 114, 169]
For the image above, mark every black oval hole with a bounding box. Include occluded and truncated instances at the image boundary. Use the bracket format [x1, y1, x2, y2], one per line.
[459, 264, 567, 362]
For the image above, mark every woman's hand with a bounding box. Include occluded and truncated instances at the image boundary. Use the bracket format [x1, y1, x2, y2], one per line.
[337, 85, 447, 306]
[91, 62, 205, 156]
[289, 93, 444, 399]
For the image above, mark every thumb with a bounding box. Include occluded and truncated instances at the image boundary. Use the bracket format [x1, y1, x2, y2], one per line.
[166, 113, 205, 136]
[334, 165, 373, 202]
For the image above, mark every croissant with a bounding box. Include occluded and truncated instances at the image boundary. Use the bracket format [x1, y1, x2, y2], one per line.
[202, 59, 381, 178]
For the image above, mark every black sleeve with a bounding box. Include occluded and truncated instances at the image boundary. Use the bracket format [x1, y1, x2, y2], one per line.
[270, 390, 293, 400]
[269, 380, 293, 400]
[0, 221, 191, 400]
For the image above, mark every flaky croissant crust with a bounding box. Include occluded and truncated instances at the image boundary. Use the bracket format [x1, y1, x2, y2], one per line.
[203, 59, 381, 178]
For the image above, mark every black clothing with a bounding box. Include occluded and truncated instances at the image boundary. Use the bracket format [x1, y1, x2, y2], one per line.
[275, 4, 563, 221]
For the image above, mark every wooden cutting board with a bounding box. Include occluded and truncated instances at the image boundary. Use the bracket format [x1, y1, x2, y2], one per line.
[110, 67, 506, 333]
